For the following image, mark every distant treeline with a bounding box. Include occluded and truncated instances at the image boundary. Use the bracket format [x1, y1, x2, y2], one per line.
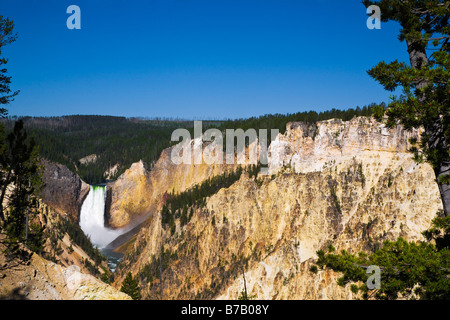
[2, 104, 381, 184]
[2, 115, 195, 184]
[214, 103, 382, 136]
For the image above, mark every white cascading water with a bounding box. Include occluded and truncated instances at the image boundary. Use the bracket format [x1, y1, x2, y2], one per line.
[79, 185, 125, 248]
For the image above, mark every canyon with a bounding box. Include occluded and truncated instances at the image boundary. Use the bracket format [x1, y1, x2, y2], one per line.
[7, 116, 441, 300]
[109, 117, 441, 299]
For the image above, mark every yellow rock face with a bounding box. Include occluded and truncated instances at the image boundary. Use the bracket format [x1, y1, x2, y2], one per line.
[115, 117, 442, 300]
[107, 160, 152, 228]
[107, 148, 235, 229]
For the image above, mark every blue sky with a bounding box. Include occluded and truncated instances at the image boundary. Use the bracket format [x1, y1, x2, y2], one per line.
[0, 0, 409, 119]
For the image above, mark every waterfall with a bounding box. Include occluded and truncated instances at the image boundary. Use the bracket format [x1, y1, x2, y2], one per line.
[79, 185, 125, 248]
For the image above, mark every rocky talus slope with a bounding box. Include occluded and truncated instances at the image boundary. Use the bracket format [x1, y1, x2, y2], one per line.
[114, 117, 442, 300]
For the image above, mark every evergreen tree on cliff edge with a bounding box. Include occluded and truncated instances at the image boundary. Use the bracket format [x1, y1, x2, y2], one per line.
[309, 1, 450, 301]
[120, 272, 141, 300]
[0, 15, 19, 118]
[0, 16, 42, 255]
[363, 0, 450, 216]
[0, 15, 20, 223]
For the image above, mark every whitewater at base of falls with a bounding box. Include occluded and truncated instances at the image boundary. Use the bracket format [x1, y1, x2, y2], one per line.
[79, 185, 126, 249]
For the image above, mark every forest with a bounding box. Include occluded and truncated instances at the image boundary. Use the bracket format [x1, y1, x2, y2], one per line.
[0, 104, 379, 185]
[1, 115, 195, 184]
[213, 103, 381, 136]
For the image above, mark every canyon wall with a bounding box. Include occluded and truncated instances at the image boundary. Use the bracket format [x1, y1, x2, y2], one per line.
[106, 145, 236, 230]
[40, 159, 90, 223]
[115, 117, 442, 300]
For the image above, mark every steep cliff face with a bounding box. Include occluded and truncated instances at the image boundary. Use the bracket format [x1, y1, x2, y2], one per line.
[40, 159, 90, 223]
[268, 117, 420, 175]
[35, 201, 107, 275]
[107, 148, 235, 230]
[0, 201, 131, 300]
[115, 117, 442, 300]
[0, 237, 131, 300]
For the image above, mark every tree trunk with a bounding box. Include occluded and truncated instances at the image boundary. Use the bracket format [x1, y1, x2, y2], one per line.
[427, 120, 450, 217]
[406, 39, 450, 216]
[435, 162, 450, 216]
[0, 168, 12, 223]
[406, 39, 428, 71]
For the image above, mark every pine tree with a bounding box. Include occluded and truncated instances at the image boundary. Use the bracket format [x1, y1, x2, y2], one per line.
[0, 15, 19, 117]
[363, 0, 450, 215]
[0, 15, 19, 223]
[309, 0, 450, 301]
[1, 120, 43, 255]
[1, 120, 41, 222]
[120, 272, 141, 300]
[311, 214, 450, 300]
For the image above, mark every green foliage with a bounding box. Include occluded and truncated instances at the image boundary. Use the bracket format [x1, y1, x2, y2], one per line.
[0, 15, 19, 117]
[137, 248, 176, 283]
[1, 120, 44, 257]
[0, 203, 36, 262]
[237, 271, 257, 300]
[0, 237, 31, 262]
[309, 265, 318, 274]
[0, 17, 32, 256]
[329, 181, 342, 215]
[161, 165, 262, 232]
[136, 247, 179, 298]
[161, 166, 244, 229]
[2, 104, 381, 186]
[83, 258, 100, 277]
[422, 214, 450, 250]
[363, 0, 450, 189]
[357, 163, 366, 187]
[2, 116, 195, 184]
[0, 104, 381, 191]
[215, 104, 381, 139]
[312, 213, 450, 300]
[56, 216, 106, 267]
[26, 222, 45, 254]
[238, 287, 257, 300]
[388, 173, 394, 187]
[100, 267, 114, 284]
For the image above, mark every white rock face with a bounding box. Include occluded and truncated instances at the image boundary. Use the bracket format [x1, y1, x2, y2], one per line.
[268, 117, 421, 175]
